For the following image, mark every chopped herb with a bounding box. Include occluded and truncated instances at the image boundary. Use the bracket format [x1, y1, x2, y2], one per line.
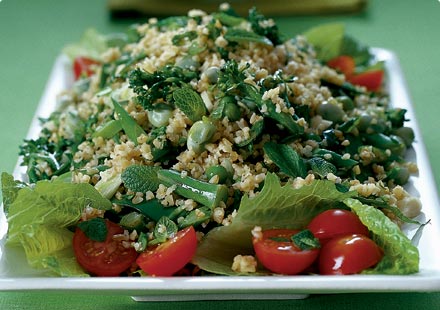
[78, 218, 108, 242]
[291, 229, 321, 250]
[263, 142, 307, 178]
[121, 165, 161, 193]
[172, 87, 207, 122]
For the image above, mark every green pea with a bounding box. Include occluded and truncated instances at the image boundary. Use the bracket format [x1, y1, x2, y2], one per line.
[205, 66, 219, 84]
[393, 126, 415, 147]
[176, 56, 200, 70]
[336, 95, 354, 111]
[316, 101, 345, 123]
[147, 103, 173, 127]
[219, 96, 241, 121]
[206, 165, 230, 183]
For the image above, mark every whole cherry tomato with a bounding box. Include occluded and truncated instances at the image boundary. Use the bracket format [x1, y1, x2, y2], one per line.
[319, 234, 383, 275]
[307, 209, 369, 244]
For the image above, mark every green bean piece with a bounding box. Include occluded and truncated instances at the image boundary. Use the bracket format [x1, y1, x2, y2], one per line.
[112, 197, 175, 222]
[178, 206, 212, 229]
[206, 165, 231, 183]
[157, 169, 229, 209]
[364, 133, 406, 155]
[187, 117, 216, 153]
[147, 103, 173, 127]
[92, 119, 122, 139]
[112, 97, 146, 145]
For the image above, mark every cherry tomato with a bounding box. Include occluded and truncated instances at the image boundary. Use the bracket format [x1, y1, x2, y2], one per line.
[73, 219, 138, 276]
[327, 55, 356, 77]
[136, 226, 197, 276]
[307, 209, 369, 244]
[73, 56, 100, 80]
[319, 234, 383, 275]
[348, 70, 384, 92]
[252, 229, 320, 275]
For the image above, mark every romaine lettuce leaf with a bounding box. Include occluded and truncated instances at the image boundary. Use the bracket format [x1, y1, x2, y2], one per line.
[1, 172, 28, 215]
[303, 23, 345, 62]
[344, 198, 419, 275]
[62, 28, 108, 61]
[192, 173, 356, 275]
[2, 173, 113, 276]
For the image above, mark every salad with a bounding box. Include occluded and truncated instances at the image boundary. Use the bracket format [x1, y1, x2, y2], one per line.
[1, 4, 423, 277]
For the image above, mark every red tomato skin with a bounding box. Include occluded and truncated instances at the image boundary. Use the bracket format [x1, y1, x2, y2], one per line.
[307, 209, 369, 245]
[319, 234, 383, 275]
[73, 57, 100, 80]
[327, 55, 356, 77]
[73, 220, 138, 277]
[252, 229, 320, 275]
[348, 70, 384, 92]
[136, 226, 198, 277]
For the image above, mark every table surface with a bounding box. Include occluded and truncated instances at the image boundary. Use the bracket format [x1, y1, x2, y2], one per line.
[1, 0, 440, 309]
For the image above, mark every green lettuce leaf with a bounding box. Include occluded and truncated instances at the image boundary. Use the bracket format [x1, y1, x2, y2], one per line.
[344, 198, 419, 275]
[303, 23, 345, 61]
[1, 172, 28, 215]
[63, 28, 108, 61]
[192, 173, 355, 275]
[2, 173, 113, 276]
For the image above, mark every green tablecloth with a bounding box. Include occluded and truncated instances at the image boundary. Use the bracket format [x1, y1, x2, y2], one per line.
[1, 0, 439, 308]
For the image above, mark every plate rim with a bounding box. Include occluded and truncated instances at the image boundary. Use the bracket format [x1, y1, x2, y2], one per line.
[1, 48, 440, 296]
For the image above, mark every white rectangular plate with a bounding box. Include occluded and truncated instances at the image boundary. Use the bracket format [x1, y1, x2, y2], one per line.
[1, 48, 440, 300]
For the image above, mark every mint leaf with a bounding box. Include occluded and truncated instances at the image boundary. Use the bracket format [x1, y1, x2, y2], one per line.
[308, 157, 337, 178]
[263, 142, 307, 178]
[78, 218, 108, 242]
[291, 229, 320, 250]
[151, 216, 178, 245]
[121, 165, 161, 193]
[224, 28, 273, 46]
[173, 87, 207, 122]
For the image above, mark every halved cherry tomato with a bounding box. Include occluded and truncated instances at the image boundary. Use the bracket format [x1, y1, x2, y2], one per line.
[73, 219, 138, 276]
[73, 56, 100, 80]
[252, 229, 320, 275]
[327, 55, 356, 77]
[307, 209, 369, 245]
[319, 234, 383, 275]
[348, 70, 384, 92]
[136, 226, 197, 276]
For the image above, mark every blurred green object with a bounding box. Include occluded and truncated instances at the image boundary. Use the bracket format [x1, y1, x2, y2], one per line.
[108, 0, 367, 17]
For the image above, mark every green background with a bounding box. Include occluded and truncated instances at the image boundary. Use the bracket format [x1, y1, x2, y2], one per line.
[0, 0, 439, 309]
